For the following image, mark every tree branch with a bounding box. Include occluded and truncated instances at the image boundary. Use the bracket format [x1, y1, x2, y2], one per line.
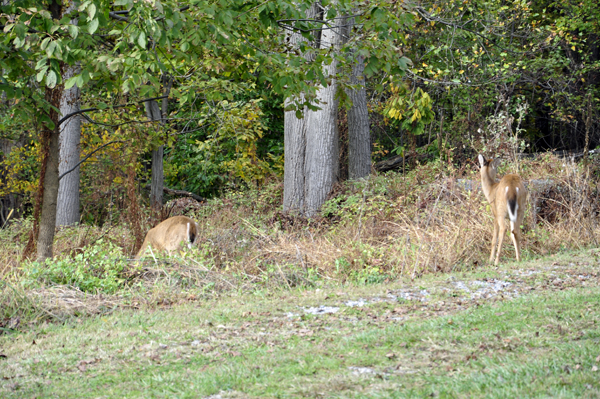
[58, 140, 124, 181]
[58, 95, 170, 126]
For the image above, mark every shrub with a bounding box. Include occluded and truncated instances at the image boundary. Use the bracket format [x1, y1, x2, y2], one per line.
[23, 241, 128, 294]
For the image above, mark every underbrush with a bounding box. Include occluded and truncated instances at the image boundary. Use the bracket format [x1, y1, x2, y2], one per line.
[1, 153, 599, 329]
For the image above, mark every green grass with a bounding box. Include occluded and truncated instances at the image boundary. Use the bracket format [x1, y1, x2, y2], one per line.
[1, 251, 600, 398]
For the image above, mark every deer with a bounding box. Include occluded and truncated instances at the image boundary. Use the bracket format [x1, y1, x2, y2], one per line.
[478, 154, 527, 265]
[134, 216, 199, 261]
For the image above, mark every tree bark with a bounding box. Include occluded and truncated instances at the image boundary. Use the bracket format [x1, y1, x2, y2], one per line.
[282, 4, 319, 214]
[144, 100, 164, 209]
[35, 0, 63, 261]
[347, 54, 371, 179]
[56, 63, 81, 226]
[37, 85, 63, 260]
[283, 101, 307, 213]
[304, 72, 339, 216]
[303, 12, 343, 217]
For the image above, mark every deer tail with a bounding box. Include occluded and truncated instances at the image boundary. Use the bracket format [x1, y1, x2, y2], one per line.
[506, 186, 519, 235]
[186, 222, 192, 249]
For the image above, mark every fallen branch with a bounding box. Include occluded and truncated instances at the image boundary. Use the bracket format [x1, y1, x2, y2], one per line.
[144, 185, 206, 202]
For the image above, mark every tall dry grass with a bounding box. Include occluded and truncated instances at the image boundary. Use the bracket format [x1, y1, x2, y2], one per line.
[1, 153, 599, 326]
[185, 153, 600, 280]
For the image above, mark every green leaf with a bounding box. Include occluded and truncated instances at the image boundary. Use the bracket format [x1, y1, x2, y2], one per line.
[88, 3, 97, 20]
[36, 68, 48, 82]
[46, 70, 57, 88]
[138, 32, 147, 49]
[46, 41, 56, 57]
[64, 76, 78, 90]
[39, 114, 55, 130]
[40, 37, 51, 50]
[68, 25, 78, 39]
[88, 19, 99, 34]
[97, 102, 108, 110]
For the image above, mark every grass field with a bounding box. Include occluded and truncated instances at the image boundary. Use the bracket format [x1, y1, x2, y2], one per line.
[2, 249, 599, 398]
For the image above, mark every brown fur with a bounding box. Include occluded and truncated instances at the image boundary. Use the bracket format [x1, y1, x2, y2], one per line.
[478, 155, 527, 265]
[134, 216, 199, 260]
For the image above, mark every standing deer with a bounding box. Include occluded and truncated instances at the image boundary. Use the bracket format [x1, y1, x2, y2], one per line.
[134, 216, 199, 260]
[478, 155, 527, 265]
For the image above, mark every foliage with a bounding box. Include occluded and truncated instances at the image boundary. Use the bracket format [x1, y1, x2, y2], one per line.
[22, 240, 128, 294]
[383, 83, 435, 155]
[475, 95, 531, 167]
[1, 0, 416, 112]
[166, 97, 284, 197]
[0, 139, 39, 197]
[369, 0, 600, 162]
[0, 0, 416, 228]
[76, 104, 168, 224]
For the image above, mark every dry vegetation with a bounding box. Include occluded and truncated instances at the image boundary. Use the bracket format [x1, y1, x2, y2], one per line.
[1, 153, 599, 328]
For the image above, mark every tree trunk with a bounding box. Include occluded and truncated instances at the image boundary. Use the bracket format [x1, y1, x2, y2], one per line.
[37, 86, 63, 260]
[303, 13, 343, 217]
[35, 0, 63, 261]
[304, 75, 339, 216]
[283, 101, 307, 213]
[56, 63, 81, 226]
[282, 4, 319, 214]
[144, 100, 164, 209]
[347, 54, 371, 179]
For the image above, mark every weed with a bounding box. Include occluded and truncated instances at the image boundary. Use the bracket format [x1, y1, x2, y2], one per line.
[22, 240, 127, 294]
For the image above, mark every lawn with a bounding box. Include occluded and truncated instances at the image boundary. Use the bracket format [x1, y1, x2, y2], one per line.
[2, 249, 599, 398]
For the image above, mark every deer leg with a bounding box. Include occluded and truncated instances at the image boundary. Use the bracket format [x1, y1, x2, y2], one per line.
[495, 219, 507, 266]
[489, 221, 499, 264]
[511, 212, 525, 262]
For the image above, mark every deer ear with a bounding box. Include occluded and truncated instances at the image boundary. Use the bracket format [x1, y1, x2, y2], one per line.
[478, 154, 485, 167]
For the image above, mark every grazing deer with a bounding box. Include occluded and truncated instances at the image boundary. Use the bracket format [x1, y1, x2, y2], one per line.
[135, 216, 199, 260]
[478, 155, 527, 265]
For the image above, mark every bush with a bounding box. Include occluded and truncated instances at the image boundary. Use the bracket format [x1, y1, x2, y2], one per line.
[23, 241, 128, 294]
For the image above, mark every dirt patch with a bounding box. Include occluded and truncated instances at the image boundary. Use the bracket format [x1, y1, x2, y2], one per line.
[276, 253, 600, 328]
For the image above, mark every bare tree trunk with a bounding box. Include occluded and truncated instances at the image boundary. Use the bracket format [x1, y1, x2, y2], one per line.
[37, 85, 63, 260]
[144, 78, 172, 210]
[347, 54, 371, 179]
[144, 100, 164, 210]
[283, 101, 307, 213]
[56, 63, 81, 226]
[283, 4, 319, 214]
[304, 12, 343, 217]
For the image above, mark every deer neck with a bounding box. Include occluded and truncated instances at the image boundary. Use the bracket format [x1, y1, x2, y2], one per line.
[480, 169, 498, 204]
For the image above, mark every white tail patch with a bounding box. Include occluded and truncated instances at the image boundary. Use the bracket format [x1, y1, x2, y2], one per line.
[508, 200, 519, 223]
[186, 222, 192, 249]
[507, 187, 518, 224]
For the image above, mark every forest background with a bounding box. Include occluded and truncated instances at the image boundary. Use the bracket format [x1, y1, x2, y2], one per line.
[0, 0, 599, 293]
